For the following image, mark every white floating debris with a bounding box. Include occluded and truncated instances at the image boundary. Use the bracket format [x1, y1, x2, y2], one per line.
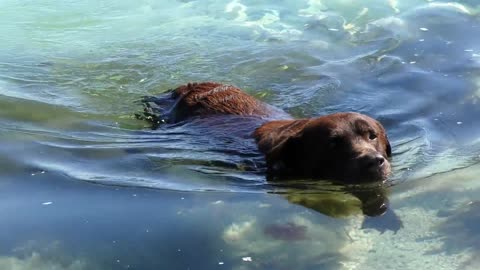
[218, 262, 224, 265]
[42, 201, 53, 205]
[242, 257, 252, 262]
[464, 49, 474, 52]
[419, 39, 425, 42]
[328, 28, 339, 32]
[212, 200, 223, 205]
[419, 27, 429, 31]
[409, 61, 416, 64]
[181, 197, 185, 200]
[457, 121, 463, 125]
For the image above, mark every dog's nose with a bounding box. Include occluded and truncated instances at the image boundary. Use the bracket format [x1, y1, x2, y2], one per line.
[361, 154, 385, 169]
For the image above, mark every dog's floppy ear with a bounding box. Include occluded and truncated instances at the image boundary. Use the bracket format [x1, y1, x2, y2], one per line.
[254, 120, 306, 173]
[374, 119, 392, 158]
[263, 134, 302, 171]
[385, 134, 392, 158]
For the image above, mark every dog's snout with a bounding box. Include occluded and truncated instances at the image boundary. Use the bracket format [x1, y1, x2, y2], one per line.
[374, 155, 385, 166]
[361, 154, 386, 169]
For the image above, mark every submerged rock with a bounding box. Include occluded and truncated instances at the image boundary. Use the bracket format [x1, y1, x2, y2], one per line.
[264, 222, 308, 241]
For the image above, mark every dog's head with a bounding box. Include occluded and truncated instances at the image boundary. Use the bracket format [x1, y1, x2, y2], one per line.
[255, 112, 392, 183]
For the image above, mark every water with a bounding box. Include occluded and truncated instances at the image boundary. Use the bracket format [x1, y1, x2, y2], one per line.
[1, 0, 480, 269]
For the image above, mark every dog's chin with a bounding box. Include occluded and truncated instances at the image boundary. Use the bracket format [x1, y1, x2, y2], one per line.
[363, 166, 391, 183]
[339, 165, 391, 184]
[363, 172, 389, 183]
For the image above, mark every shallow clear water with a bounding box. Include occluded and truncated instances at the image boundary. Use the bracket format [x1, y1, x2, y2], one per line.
[1, 0, 480, 269]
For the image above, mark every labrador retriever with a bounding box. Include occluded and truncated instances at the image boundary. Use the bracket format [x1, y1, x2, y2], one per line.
[139, 82, 392, 183]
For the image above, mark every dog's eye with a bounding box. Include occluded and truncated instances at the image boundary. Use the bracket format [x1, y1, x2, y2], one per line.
[369, 132, 377, 140]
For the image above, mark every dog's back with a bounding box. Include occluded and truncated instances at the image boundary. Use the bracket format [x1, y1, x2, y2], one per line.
[151, 82, 289, 123]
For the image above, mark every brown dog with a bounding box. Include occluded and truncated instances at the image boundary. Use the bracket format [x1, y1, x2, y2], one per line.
[254, 113, 391, 182]
[141, 82, 392, 183]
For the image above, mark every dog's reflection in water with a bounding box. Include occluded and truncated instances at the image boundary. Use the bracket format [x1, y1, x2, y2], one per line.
[272, 179, 402, 233]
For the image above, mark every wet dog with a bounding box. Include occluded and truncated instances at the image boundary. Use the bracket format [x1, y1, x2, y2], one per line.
[139, 82, 392, 183]
[254, 112, 391, 182]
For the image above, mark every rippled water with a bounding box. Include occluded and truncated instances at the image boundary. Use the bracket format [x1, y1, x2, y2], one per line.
[1, 1, 480, 269]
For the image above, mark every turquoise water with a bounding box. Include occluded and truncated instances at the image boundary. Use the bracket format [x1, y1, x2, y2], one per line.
[1, 1, 480, 269]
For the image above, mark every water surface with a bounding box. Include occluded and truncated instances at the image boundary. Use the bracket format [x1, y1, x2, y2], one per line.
[1, 1, 480, 269]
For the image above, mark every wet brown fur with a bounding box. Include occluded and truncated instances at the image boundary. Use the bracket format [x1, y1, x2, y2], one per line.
[254, 113, 392, 182]
[163, 82, 392, 182]
[170, 82, 273, 121]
